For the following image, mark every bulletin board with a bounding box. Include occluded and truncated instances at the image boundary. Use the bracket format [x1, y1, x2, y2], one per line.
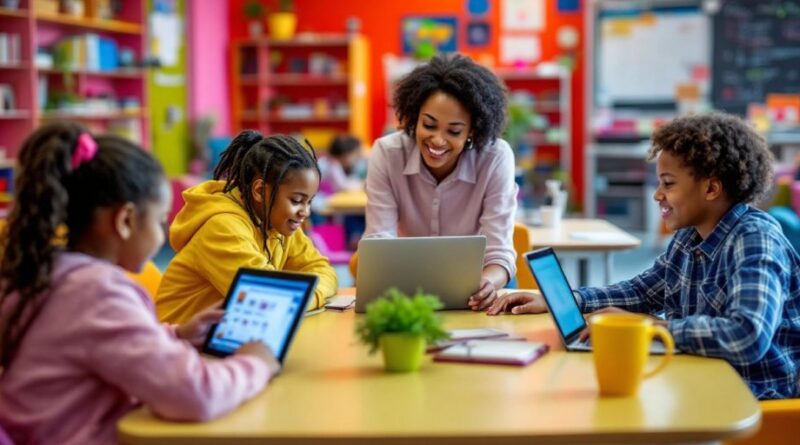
[712, 0, 800, 115]
[593, 2, 710, 108]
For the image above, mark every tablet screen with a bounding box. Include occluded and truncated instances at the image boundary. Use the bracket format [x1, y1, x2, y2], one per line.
[203, 269, 317, 360]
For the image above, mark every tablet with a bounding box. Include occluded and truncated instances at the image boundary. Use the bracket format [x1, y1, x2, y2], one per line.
[202, 268, 318, 361]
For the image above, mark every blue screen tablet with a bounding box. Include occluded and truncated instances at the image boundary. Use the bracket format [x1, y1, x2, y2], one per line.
[202, 269, 318, 361]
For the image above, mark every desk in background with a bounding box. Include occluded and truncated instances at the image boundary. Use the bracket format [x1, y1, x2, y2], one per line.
[529, 218, 641, 286]
[317, 190, 367, 216]
[118, 309, 759, 445]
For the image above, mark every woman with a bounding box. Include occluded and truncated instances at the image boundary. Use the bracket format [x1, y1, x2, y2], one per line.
[364, 54, 517, 310]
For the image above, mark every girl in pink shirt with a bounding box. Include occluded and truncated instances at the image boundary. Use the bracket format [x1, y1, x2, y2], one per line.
[0, 122, 278, 445]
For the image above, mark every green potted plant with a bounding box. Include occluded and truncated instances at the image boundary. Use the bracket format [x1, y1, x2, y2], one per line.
[356, 288, 448, 372]
[268, 0, 297, 40]
[244, 0, 265, 38]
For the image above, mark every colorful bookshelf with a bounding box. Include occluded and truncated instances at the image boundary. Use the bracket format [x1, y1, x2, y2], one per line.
[0, 0, 149, 162]
[496, 68, 572, 206]
[231, 34, 370, 151]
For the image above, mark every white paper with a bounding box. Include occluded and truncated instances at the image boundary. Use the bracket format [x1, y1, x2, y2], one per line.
[150, 13, 183, 67]
[438, 340, 546, 361]
[325, 295, 355, 309]
[502, 0, 544, 31]
[597, 12, 709, 102]
[500, 35, 541, 65]
[447, 328, 509, 340]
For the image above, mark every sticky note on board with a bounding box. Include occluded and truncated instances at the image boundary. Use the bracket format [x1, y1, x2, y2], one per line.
[675, 83, 701, 101]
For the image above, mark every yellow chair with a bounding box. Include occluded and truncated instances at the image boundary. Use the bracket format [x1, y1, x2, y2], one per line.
[349, 251, 359, 280]
[350, 224, 538, 290]
[727, 399, 800, 445]
[513, 223, 538, 289]
[127, 261, 163, 300]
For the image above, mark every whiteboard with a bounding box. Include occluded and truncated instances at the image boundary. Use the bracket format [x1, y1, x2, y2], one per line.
[596, 7, 710, 105]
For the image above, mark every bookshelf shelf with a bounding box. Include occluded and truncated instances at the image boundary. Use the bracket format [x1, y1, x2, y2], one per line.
[38, 68, 145, 78]
[0, 110, 31, 119]
[0, 62, 30, 70]
[243, 35, 352, 48]
[231, 34, 370, 148]
[40, 110, 145, 120]
[0, 7, 28, 18]
[0, 0, 148, 160]
[267, 116, 349, 124]
[240, 74, 349, 86]
[35, 12, 142, 35]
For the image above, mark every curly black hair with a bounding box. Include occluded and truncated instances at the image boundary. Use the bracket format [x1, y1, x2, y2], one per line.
[393, 54, 507, 151]
[0, 121, 165, 368]
[648, 112, 774, 204]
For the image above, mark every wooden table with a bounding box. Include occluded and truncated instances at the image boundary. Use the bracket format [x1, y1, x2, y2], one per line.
[529, 218, 641, 286]
[118, 310, 759, 445]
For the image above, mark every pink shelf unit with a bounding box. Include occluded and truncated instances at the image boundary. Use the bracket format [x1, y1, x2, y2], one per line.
[0, 0, 149, 160]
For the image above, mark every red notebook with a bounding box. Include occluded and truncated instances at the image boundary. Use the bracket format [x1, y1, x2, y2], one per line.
[433, 340, 549, 366]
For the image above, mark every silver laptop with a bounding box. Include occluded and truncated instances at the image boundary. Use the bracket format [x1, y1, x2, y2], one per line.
[355, 236, 486, 312]
[525, 247, 675, 355]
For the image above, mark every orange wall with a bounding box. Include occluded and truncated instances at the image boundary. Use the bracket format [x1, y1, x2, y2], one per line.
[229, 0, 587, 202]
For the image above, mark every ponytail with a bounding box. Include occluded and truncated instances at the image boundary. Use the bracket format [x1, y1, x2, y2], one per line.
[0, 121, 164, 367]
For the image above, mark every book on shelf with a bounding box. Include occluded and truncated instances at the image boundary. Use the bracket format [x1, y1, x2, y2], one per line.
[0, 33, 22, 65]
[52, 33, 119, 72]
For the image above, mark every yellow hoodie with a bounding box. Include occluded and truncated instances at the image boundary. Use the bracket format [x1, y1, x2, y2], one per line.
[156, 180, 337, 324]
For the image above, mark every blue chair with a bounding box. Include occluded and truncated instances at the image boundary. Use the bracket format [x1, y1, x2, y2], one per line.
[768, 207, 800, 253]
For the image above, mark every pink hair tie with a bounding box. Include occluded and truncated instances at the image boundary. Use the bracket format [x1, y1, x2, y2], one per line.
[72, 133, 98, 169]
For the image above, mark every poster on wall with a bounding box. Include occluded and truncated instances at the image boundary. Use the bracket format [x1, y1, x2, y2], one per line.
[466, 0, 490, 16]
[466, 22, 491, 47]
[402, 16, 458, 56]
[501, 0, 544, 31]
[500, 35, 541, 65]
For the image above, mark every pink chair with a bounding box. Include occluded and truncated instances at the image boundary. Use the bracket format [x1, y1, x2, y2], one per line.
[309, 223, 352, 265]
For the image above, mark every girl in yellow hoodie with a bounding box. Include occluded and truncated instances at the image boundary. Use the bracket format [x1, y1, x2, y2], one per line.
[156, 132, 338, 324]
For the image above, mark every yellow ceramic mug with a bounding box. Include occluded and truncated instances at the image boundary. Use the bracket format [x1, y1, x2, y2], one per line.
[590, 313, 674, 397]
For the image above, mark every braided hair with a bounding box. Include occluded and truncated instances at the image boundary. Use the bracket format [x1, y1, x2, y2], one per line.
[0, 121, 165, 367]
[213, 131, 320, 257]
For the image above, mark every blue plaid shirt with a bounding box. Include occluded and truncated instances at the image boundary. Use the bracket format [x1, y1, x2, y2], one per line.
[577, 203, 800, 400]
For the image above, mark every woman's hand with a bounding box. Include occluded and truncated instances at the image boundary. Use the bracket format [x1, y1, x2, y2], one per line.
[176, 302, 225, 348]
[486, 291, 547, 315]
[468, 278, 498, 311]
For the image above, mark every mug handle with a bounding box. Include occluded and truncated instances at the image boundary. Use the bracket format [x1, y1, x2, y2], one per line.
[642, 325, 674, 379]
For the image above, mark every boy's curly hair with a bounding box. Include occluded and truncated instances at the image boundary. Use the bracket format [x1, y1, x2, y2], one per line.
[648, 113, 774, 204]
[393, 54, 507, 151]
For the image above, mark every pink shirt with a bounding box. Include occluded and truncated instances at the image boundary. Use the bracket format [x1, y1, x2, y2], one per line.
[0, 253, 270, 445]
[364, 131, 518, 277]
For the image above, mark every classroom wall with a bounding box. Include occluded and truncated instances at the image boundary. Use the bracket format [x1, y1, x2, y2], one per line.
[228, 0, 586, 202]
[189, 0, 231, 136]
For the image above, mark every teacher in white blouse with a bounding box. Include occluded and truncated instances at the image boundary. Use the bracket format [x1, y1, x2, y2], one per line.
[364, 54, 518, 310]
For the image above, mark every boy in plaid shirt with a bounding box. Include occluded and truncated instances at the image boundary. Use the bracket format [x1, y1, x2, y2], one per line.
[489, 113, 800, 400]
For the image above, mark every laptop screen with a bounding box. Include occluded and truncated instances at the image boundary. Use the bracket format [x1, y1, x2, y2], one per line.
[527, 250, 586, 341]
[204, 270, 315, 359]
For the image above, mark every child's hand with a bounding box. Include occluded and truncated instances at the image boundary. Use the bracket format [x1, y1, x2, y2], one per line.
[486, 291, 547, 316]
[177, 302, 225, 348]
[236, 342, 281, 376]
[468, 278, 498, 311]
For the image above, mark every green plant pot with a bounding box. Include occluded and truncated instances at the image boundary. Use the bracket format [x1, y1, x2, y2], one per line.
[379, 333, 425, 373]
